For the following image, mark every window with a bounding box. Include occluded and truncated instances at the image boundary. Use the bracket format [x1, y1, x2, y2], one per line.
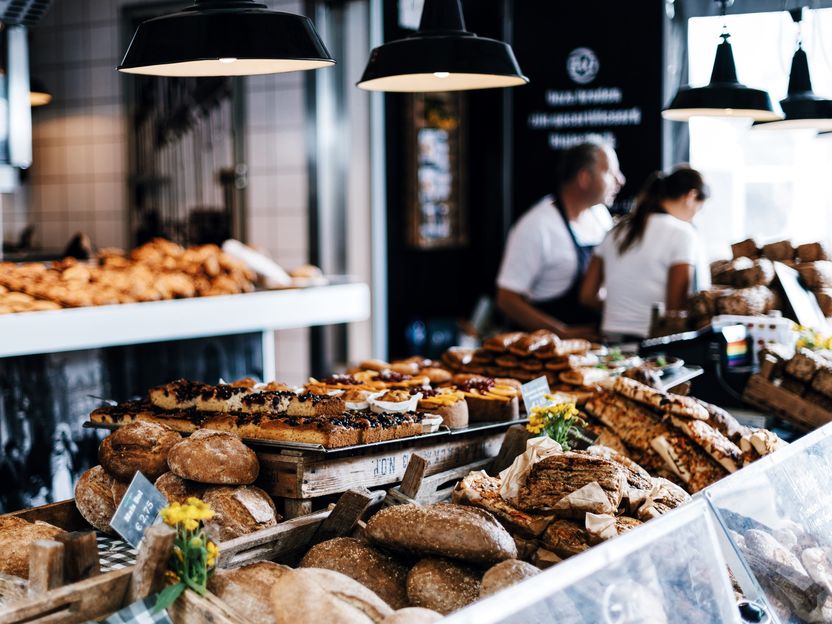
[687, 9, 832, 261]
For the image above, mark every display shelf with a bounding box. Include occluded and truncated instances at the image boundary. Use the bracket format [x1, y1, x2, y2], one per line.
[0, 281, 370, 359]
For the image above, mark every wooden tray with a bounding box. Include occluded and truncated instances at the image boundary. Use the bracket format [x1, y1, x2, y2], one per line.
[256, 425, 507, 517]
[743, 374, 832, 430]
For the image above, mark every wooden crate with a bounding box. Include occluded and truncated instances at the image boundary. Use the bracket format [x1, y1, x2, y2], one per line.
[743, 374, 832, 430]
[256, 427, 505, 517]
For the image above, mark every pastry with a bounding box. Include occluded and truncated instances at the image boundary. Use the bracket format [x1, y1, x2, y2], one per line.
[456, 376, 520, 423]
[797, 242, 828, 263]
[483, 332, 525, 353]
[761, 240, 795, 262]
[417, 388, 469, 429]
[149, 378, 211, 410]
[668, 416, 742, 473]
[612, 377, 708, 420]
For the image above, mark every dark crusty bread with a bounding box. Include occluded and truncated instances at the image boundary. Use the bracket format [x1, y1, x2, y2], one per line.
[406, 558, 481, 615]
[785, 348, 827, 383]
[479, 559, 540, 598]
[0, 519, 64, 579]
[167, 429, 258, 485]
[380, 608, 442, 624]
[300, 537, 410, 609]
[541, 519, 591, 559]
[154, 472, 206, 504]
[203, 485, 280, 542]
[797, 242, 828, 263]
[98, 421, 181, 482]
[270, 567, 394, 624]
[74, 465, 128, 534]
[207, 561, 290, 623]
[731, 238, 759, 259]
[761, 240, 795, 262]
[366, 503, 517, 566]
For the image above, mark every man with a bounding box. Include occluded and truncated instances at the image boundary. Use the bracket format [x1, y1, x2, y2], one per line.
[496, 138, 625, 339]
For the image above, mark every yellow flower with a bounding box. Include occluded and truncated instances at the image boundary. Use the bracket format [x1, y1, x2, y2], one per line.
[190, 537, 203, 548]
[183, 518, 199, 532]
[174, 546, 184, 563]
[164, 570, 180, 584]
[206, 541, 219, 568]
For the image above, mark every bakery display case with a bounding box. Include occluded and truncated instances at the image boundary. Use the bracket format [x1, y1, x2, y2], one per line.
[444, 498, 741, 624]
[705, 421, 832, 624]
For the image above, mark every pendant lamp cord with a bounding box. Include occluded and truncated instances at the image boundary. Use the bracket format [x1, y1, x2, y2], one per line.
[716, 0, 733, 39]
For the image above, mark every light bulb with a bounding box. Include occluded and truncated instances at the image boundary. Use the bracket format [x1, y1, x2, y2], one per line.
[433, 71, 450, 78]
[219, 57, 238, 64]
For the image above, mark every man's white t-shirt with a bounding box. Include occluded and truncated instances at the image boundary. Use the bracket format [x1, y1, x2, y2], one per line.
[594, 213, 709, 338]
[496, 195, 612, 302]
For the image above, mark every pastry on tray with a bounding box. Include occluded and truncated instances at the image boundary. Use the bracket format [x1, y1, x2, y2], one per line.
[417, 387, 469, 429]
[455, 376, 520, 423]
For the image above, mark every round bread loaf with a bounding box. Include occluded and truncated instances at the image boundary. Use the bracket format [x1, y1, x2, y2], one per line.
[74, 465, 128, 534]
[271, 568, 394, 624]
[203, 485, 280, 542]
[381, 608, 443, 624]
[480, 559, 540, 597]
[167, 430, 258, 485]
[366, 503, 517, 565]
[300, 537, 410, 609]
[406, 558, 481, 615]
[0, 520, 64, 579]
[208, 561, 290, 623]
[99, 421, 181, 482]
[155, 472, 206, 504]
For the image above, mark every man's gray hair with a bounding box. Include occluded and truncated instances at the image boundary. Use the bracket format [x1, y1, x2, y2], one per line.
[556, 135, 612, 189]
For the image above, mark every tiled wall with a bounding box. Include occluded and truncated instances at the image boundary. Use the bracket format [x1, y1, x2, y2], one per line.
[8, 0, 316, 383]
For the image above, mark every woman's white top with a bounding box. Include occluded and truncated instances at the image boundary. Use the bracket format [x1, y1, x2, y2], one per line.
[594, 213, 709, 338]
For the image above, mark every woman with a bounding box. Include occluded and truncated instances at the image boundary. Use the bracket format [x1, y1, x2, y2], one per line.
[579, 166, 710, 340]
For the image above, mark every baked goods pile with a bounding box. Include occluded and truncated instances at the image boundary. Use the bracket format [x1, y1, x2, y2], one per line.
[0, 515, 65, 580]
[74, 422, 280, 544]
[440, 329, 614, 393]
[584, 377, 785, 493]
[759, 346, 832, 413]
[686, 238, 832, 331]
[0, 238, 256, 314]
[208, 502, 535, 622]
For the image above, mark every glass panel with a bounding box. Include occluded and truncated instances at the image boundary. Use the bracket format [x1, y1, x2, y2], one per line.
[706, 423, 832, 624]
[444, 499, 740, 624]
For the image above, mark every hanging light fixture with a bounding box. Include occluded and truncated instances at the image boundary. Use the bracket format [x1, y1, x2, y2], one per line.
[118, 0, 334, 77]
[753, 8, 832, 131]
[357, 0, 528, 92]
[29, 78, 52, 107]
[663, 0, 780, 122]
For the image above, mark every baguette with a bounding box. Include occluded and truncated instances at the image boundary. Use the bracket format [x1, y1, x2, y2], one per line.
[613, 377, 708, 420]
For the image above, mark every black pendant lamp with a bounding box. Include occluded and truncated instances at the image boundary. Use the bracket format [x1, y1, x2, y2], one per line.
[753, 9, 832, 131]
[118, 0, 334, 77]
[357, 0, 527, 92]
[29, 78, 52, 107]
[663, 0, 780, 122]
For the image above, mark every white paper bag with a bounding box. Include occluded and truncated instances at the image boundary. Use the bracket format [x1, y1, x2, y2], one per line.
[499, 436, 562, 504]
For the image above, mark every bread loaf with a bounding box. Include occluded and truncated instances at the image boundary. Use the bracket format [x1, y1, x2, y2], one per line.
[380, 608, 443, 624]
[761, 240, 795, 262]
[270, 567, 394, 624]
[300, 537, 410, 609]
[154, 472, 206, 504]
[797, 242, 828, 263]
[208, 561, 290, 623]
[167, 429, 258, 485]
[541, 519, 591, 559]
[815, 289, 832, 317]
[479, 559, 540, 597]
[731, 238, 759, 259]
[716, 286, 775, 316]
[798, 261, 832, 289]
[366, 503, 517, 565]
[406, 558, 481, 615]
[732, 258, 775, 287]
[203, 485, 280, 541]
[785, 348, 826, 383]
[0, 519, 64, 578]
[99, 421, 181, 482]
[74, 465, 128, 534]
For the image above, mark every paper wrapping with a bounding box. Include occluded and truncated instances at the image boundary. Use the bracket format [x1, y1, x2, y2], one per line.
[551, 481, 618, 519]
[585, 512, 618, 542]
[499, 436, 562, 504]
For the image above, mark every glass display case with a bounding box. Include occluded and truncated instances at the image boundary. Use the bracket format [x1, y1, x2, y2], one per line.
[705, 424, 832, 624]
[444, 499, 741, 624]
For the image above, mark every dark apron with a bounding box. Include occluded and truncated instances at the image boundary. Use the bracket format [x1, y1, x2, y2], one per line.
[535, 199, 601, 326]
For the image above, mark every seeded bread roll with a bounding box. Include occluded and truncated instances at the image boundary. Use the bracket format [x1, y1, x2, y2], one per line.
[167, 429, 258, 485]
[202, 485, 280, 542]
[74, 465, 128, 534]
[479, 559, 540, 598]
[154, 472, 206, 504]
[270, 567, 394, 624]
[0, 519, 64, 579]
[98, 421, 181, 482]
[366, 503, 517, 566]
[300, 537, 410, 609]
[208, 561, 290, 623]
[406, 558, 481, 615]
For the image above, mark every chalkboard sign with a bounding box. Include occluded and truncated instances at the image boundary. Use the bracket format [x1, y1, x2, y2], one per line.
[110, 472, 168, 549]
[510, 1, 664, 220]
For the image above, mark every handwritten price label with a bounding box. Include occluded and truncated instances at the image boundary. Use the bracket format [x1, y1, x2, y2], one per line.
[110, 472, 168, 548]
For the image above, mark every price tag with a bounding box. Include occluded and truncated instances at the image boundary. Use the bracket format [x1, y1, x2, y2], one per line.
[521, 376, 553, 415]
[110, 472, 168, 549]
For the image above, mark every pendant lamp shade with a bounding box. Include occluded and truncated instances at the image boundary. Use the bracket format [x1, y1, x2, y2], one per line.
[29, 78, 52, 107]
[357, 0, 527, 92]
[118, 0, 334, 77]
[753, 23, 832, 130]
[663, 33, 780, 122]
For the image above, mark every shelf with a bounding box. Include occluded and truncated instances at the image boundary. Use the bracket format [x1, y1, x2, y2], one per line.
[0, 281, 370, 358]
